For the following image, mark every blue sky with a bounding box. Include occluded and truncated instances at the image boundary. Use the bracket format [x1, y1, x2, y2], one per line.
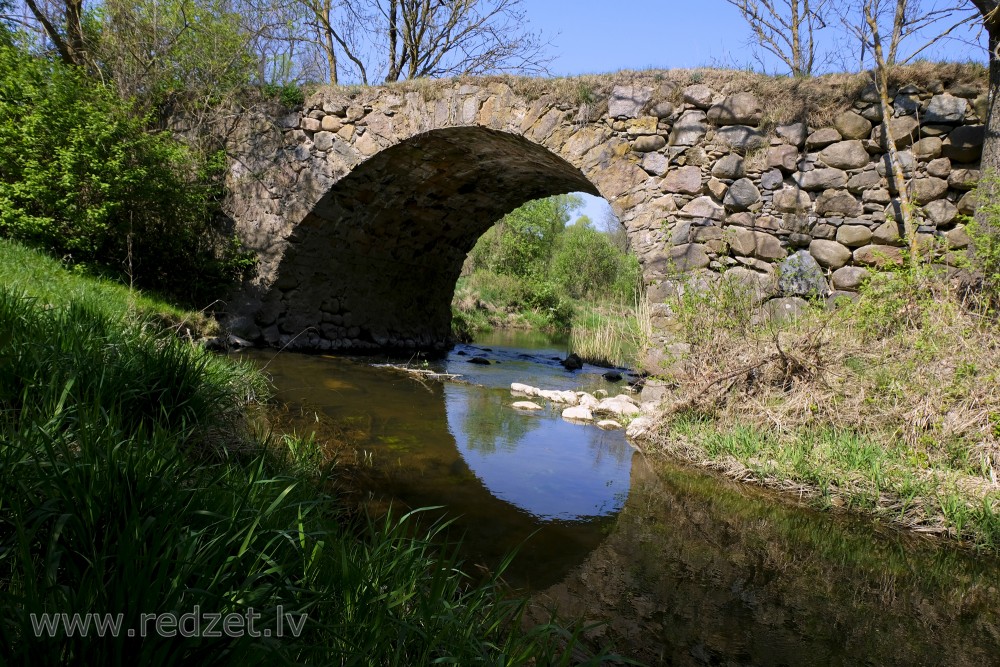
[521, 0, 987, 223]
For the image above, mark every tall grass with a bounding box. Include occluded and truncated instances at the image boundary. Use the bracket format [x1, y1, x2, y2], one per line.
[0, 283, 608, 665]
[568, 296, 652, 368]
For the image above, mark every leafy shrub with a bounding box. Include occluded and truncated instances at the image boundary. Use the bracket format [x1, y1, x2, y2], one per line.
[0, 46, 254, 305]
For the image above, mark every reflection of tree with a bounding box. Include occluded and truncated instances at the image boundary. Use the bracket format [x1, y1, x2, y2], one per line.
[459, 389, 539, 455]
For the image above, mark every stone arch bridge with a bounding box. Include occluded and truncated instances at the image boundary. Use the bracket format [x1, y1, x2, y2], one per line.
[223, 70, 986, 357]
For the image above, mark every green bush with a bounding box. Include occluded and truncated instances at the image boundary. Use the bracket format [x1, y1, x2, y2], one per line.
[0, 46, 254, 305]
[550, 222, 641, 302]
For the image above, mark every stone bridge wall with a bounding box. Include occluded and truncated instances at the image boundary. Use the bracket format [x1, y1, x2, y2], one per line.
[222, 68, 987, 355]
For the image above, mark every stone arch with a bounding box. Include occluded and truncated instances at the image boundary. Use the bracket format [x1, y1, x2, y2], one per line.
[250, 124, 638, 352]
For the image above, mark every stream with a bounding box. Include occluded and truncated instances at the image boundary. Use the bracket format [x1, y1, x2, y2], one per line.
[239, 330, 1000, 666]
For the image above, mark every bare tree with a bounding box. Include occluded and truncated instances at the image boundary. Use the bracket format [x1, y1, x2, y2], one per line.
[725, 0, 832, 76]
[862, 0, 921, 262]
[970, 1, 1000, 195]
[296, 0, 550, 85]
[840, 0, 979, 68]
[21, 0, 86, 65]
[840, 0, 980, 262]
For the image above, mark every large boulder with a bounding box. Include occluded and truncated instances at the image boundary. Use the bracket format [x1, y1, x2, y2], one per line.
[809, 239, 853, 269]
[819, 140, 870, 170]
[609, 85, 653, 118]
[833, 111, 873, 140]
[723, 178, 761, 211]
[707, 92, 762, 125]
[777, 250, 828, 298]
[670, 110, 708, 146]
[923, 94, 967, 124]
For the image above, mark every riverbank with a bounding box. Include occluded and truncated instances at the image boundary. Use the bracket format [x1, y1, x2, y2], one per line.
[632, 263, 1000, 550]
[0, 239, 609, 664]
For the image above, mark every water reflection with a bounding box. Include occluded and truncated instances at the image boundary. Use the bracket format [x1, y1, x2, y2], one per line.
[240, 339, 635, 588]
[448, 383, 632, 521]
[241, 336, 1000, 666]
[532, 457, 1000, 665]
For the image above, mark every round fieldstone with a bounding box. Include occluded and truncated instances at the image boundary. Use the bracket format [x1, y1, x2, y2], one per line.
[633, 135, 667, 152]
[854, 244, 904, 267]
[806, 127, 842, 150]
[923, 199, 958, 227]
[911, 137, 942, 160]
[819, 140, 870, 170]
[723, 178, 760, 211]
[712, 153, 745, 179]
[873, 219, 905, 246]
[836, 224, 873, 247]
[908, 177, 948, 205]
[760, 168, 784, 190]
[773, 187, 812, 213]
[795, 168, 848, 191]
[831, 266, 871, 290]
[815, 190, 862, 217]
[809, 239, 853, 269]
[834, 111, 873, 140]
[942, 125, 984, 162]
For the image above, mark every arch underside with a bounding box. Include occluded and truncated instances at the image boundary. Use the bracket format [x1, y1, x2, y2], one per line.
[262, 126, 600, 353]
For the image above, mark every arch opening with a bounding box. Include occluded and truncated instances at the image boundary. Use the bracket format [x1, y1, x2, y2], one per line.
[260, 126, 604, 353]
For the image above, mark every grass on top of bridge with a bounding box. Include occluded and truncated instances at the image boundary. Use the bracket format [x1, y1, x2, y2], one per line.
[327, 60, 986, 128]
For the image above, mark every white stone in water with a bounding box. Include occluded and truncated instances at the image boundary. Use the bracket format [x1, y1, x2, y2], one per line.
[510, 382, 539, 396]
[512, 401, 543, 411]
[577, 393, 601, 410]
[626, 416, 655, 440]
[562, 406, 594, 422]
[596, 397, 642, 416]
[539, 389, 579, 404]
[597, 420, 623, 430]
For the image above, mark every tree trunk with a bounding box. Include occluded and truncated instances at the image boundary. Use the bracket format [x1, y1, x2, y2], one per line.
[978, 21, 1000, 233]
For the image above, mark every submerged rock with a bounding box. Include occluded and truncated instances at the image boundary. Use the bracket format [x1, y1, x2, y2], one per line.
[597, 420, 623, 430]
[468, 356, 491, 365]
[561, 353, 584, 370]
[602, 371, 623, 382]
[512, 401, 543, 411]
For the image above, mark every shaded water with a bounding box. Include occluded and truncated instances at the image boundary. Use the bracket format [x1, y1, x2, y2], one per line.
[241, 331, 1000, 665]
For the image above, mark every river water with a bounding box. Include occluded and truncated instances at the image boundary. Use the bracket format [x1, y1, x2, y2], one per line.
[240, 331, 1000, 666]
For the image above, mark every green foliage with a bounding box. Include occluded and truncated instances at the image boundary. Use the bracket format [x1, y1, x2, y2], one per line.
[0, 46, 254, 305]
[551, 221, 641, 302]
[468, 195, 582, 279]
[261, 82, 306, 107]
[90, 0, 257, 116]
[458, 195, 642, 337]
